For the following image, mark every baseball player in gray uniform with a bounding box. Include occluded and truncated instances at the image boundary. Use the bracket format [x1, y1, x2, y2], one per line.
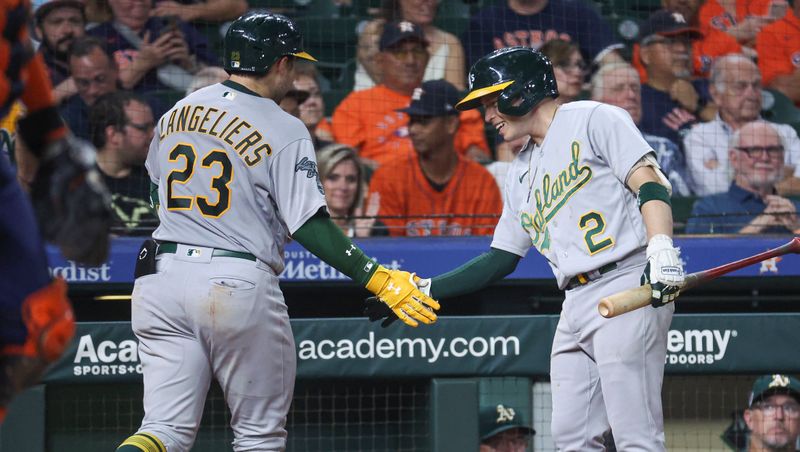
[366, 46, 684, 451]
[117, 11, 439, 452]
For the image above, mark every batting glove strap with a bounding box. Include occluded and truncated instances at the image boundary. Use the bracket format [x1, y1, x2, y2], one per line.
[641, 262, 681, 307]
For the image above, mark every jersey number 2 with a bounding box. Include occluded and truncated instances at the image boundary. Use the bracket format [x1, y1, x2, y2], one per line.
[579, 211, 614, 255]
[167, 143, 232, 218]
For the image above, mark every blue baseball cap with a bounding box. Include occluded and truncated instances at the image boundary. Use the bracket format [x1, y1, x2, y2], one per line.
[396, 80, 460, 117]
[379, 20, 428, 51]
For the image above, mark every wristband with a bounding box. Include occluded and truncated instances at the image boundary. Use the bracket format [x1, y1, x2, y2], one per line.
[638, 181, 671, 210]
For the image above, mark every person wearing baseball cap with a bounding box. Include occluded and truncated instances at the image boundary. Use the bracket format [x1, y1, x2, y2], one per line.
[378, 19, 429, 53]
[637, 9, 714, 145]
[34, 0, 86, 102]
[363, 79, 502, 237]
[744, 374, 800, 452]
[332, 21, 490, 169]
[479, 402, 535, 452]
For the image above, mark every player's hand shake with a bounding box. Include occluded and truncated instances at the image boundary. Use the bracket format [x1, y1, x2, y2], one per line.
[364, 268, 437, 327]
[641, 234, 684, 307]
[364, 276, 432, 328]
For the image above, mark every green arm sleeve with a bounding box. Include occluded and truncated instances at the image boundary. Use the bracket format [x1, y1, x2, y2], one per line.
[292, 210, 377, 286]
[150, 182, 160, 211]
[430, 248, 521, 299]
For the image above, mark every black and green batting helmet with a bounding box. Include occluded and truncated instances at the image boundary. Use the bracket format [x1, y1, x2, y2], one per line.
[223, 10, 316, 74]
[456, 46, 558, 116]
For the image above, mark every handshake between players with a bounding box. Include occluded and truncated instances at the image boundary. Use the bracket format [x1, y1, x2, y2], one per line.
[364, 266, 439, 327]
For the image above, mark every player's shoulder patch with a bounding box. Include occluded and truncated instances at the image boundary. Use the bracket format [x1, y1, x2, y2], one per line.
[295, 157, 325, 194]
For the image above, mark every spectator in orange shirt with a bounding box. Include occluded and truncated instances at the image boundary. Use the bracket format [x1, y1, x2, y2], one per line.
[697, 0, 787, 49]
[366, 80, 502, 237]
[756, 0, 800, 105]
[332, 21, 489, 169]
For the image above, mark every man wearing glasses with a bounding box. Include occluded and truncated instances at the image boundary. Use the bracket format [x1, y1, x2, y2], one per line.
[638, 10, 715, 146]
[686, 120, 800, 234]
[744, 374, 800, 452]
[88, 91, 158, 233]
[61, 37, 166, 141]
[684, 54, 800, 196]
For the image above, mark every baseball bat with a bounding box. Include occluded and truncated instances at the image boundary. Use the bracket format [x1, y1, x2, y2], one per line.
[597, 237, 800, 318]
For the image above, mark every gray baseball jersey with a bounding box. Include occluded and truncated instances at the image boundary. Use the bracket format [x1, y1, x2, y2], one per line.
[491, 101, 673, 451]
[491, 101, 649, 288]
[132, 80, 327, 451]
[147, 82, 327, 273]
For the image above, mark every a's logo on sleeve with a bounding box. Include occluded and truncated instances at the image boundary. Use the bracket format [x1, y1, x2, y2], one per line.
[295, 157, 325, 194]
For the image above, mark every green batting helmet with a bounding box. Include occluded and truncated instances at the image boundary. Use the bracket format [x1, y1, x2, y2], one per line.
[223, 10, 316, 75]
[456, 46, 558, 116]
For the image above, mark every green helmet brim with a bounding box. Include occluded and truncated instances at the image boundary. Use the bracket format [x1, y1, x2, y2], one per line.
[455, 80, 514, 111]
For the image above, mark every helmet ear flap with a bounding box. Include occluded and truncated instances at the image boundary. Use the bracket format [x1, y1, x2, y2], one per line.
[498, 81, 538, 116]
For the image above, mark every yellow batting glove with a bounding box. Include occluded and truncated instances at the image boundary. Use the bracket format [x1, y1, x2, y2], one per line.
[365, 266, 440, 327]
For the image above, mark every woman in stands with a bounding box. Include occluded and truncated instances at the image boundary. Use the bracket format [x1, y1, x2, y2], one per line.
[541, 39, 587, 105]
[317, 143, 383, 237]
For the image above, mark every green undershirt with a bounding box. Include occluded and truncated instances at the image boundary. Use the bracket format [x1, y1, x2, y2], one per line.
[292, 209, 377, 286]
[429, 247, 521, 299]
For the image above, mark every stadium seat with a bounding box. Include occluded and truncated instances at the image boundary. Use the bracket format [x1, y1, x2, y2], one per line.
[436, 0, 473, 19]
[671, 196, 697, 233]
[294, 17, 361, 64]
[323, 88, 351, 117]
[151, 89, 187, 111]
[434, 16, 470, 36]
[761, 88, 800, 136]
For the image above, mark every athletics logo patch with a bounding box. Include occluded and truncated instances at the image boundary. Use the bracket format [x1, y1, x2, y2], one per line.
[295, 157, 324, 194]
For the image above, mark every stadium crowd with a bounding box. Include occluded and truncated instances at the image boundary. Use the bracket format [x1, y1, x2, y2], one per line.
[4, 0, 800, 237]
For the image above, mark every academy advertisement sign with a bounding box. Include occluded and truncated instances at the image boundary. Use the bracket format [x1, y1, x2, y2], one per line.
[41, 314, 800, 383]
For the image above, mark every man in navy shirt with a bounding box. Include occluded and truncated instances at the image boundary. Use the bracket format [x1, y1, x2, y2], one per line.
[461, 0, 623, 69]
[638, 10, 714, 145]
[686, 121, 800, 234]
[60, 37, 166, 140]
[88, 0, 218, 94]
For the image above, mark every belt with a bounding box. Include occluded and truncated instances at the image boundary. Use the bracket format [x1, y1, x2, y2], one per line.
[565, 262, 618, 290]
[156, 242, 257, 262]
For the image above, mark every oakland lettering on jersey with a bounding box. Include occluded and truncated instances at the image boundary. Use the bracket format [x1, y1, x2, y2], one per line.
[158, 104, 272, 167]
[520, 141, 592, 250]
